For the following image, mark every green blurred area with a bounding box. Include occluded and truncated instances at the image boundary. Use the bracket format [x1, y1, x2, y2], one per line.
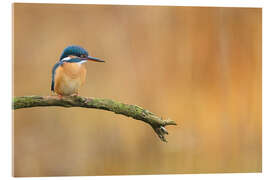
[13, 3, 262, 177]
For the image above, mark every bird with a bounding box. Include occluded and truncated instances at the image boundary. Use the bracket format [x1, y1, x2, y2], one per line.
[51, 45, 105, 97]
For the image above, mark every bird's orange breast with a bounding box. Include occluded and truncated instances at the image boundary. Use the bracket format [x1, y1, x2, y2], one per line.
[54, 63, 86, 96]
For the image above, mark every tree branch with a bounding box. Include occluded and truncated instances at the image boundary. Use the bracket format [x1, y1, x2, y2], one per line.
[13, 96, 177, 142]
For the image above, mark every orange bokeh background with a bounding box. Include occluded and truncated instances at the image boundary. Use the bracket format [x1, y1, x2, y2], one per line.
[13, 3, 261, 177]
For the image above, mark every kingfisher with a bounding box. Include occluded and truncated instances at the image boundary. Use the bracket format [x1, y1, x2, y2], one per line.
[51, 45, 105, 97]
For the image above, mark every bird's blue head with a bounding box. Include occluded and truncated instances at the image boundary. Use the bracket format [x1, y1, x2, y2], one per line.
[59, 45, 105, 63]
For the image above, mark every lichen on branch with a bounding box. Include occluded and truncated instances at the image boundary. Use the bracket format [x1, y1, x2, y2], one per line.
[13, 95, 177, 142]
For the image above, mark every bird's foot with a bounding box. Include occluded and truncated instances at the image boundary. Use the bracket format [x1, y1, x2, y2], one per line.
[57, 94, 63, 99]
[70, 92, 79, 97]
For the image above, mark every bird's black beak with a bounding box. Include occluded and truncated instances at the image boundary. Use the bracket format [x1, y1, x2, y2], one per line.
[87, 56, 105, 63]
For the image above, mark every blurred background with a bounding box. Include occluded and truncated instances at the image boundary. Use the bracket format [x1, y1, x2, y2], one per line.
[13, 3, 261, 177]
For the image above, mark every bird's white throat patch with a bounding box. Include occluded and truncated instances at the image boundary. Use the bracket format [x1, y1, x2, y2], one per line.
[78, 60, 87, 64]
[61, 57, 71, 61]
[60, 57, 87, 65]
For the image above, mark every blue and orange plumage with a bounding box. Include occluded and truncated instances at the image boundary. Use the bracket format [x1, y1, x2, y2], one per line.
[51, 45, 105, 96]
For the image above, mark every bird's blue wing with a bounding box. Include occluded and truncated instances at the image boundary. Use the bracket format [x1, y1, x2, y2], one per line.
[51, 61, 64, 91]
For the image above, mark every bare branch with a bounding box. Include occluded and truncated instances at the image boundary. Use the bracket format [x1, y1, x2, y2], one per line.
[13, 95, 177, 142]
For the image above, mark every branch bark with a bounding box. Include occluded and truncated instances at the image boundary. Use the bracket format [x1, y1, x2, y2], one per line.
[13, 96, 176, 142]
